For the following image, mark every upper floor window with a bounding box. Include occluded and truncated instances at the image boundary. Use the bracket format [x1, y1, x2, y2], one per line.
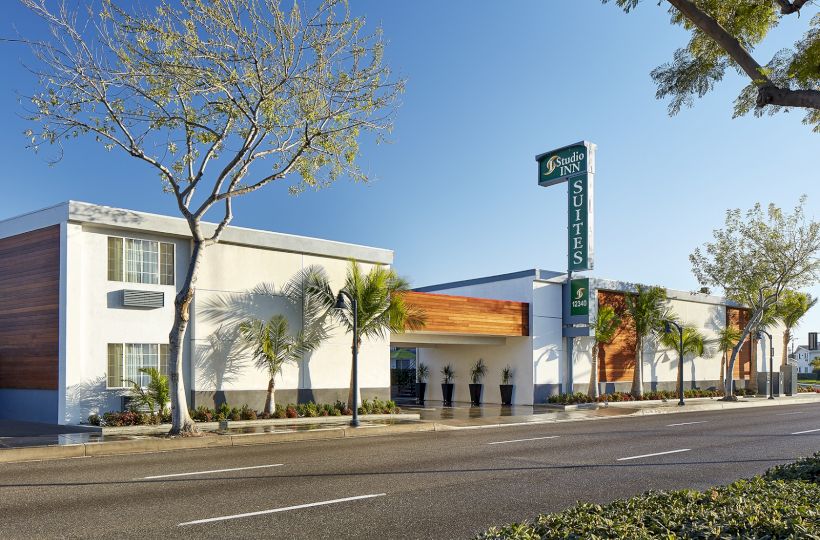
[108, 236, 174, 285]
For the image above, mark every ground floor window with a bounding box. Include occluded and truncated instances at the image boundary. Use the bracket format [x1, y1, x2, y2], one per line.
[107, 343, 169, 388]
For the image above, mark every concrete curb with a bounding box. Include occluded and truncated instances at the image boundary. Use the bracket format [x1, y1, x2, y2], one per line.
[94, 413, 421, 435]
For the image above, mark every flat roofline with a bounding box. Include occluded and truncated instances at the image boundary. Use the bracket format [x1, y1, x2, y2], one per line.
[1, 200, 392, 264]
[415, 269, 564, 292]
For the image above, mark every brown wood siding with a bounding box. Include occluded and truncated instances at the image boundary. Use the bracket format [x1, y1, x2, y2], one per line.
[398, 291, 529, 336]
[0, 225, 60, 390]
[726, 307, 751, 380]
[597, 290, 636, 383]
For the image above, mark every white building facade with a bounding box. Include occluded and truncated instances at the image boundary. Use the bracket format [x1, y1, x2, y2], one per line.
[0, 202, 392, 424]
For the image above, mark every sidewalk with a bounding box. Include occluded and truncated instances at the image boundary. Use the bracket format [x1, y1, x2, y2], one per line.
[1, 394, 817, 464]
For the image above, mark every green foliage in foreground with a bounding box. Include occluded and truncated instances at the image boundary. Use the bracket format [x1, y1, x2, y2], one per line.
[476, 453, 820, 539]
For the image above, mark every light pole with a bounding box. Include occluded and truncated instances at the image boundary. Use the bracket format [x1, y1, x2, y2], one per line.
[335, 290, 360, 427]
[664, 320, 685, 406]
[757, 329, 775, 400]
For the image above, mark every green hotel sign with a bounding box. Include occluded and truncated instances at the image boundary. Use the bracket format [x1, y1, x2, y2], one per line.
[570, 278, 590, 317]
[568, 173, 593, 271]
[537, 143, 588, 188]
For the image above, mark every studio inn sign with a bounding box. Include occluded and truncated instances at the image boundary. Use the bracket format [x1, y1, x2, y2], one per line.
[536, 141, 595, 272]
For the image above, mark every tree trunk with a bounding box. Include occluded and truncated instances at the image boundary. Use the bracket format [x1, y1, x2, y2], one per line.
[588, 342, 599, 398]
[782, 328, 791, 367]
[347, 338, 362, 409]
[749, 335, 758, 394]
[631, 337, 643, 397]
[720, 351, 726, 389]
[168, 239, 206, 435]
[265, 377, 275, 415]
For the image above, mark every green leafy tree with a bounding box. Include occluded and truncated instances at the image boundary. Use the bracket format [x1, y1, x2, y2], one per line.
[127, 367, 170, 417]
[624, 285, 670, 397]
[714, 326, 742, 386]
[604, 0, 820, 130]
[775, 290, 817, 366]
[13, 0, 401, 435]
[239, 267, 333, 414]
[587, 304, 621, 398]
[315, 260, 425, 407]
[690, 198, 820, 398]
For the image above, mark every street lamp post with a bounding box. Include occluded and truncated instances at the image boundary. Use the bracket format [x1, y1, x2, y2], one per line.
[335, 291, 360, 427]
[757, 329, 775, 400]
[664, 320, 685, 406]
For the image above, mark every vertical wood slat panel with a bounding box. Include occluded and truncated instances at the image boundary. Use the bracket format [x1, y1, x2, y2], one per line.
[0, 225, 60, 390]
[726, 307, 752, 381]
[597, 291, 636, 383]
[398, 291, 529, 336]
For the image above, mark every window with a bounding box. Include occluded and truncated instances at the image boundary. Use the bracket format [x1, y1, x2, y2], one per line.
[107, 343, 170, 388]
[107, 236, 175, 285]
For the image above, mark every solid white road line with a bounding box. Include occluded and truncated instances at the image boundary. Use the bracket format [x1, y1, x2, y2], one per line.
[178, 494, 387, 526]
[141, 464, 283, 480]
[777, 412, 805, 416]
[666, 421, 708, 427]
[487, 436, 560, 445]
[790, 428, 820, 435]
[617, 449, 690, 461]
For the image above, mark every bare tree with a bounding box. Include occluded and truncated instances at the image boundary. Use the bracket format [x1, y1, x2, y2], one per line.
[12, 0, 401, 434]
[690, 197, 820, 399]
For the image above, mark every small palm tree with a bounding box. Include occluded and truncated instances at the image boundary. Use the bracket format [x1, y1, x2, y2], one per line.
[127, 367, 169, 417]
[241, 267, 332, 414]
[624, 285, 668, 397]
[323, 260, 425, 407]
[775, 290, 817, 366]
[587, 305, 621, 398]
[715, 326, 742, 385]
[660, 324, 707, 390]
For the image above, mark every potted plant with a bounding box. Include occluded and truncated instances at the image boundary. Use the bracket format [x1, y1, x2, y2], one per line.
[469, 358, 487, 406]
[416, 362, 429, 404]
[500, 365, 514, 406]
[441, 364, 455, 406]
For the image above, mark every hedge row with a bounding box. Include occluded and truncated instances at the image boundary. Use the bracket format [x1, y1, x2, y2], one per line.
[476, 453, 820, 539]
[88, 397, 400, 426]
[546, 388, 748, 405]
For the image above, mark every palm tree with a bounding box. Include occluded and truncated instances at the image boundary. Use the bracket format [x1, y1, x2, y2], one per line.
[324, 260, 425, 407]
[715, 326, 742, 386]
[660, 324, 707, 392]
[587, 305, 621, 398]
[240, 267, 332, 414]
[775, 290, 817, 366]
[624, 285, 668, 397]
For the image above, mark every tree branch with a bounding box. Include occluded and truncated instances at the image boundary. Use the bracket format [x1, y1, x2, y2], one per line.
[774, 0, 808, 15]
[667, 0, 820, 110]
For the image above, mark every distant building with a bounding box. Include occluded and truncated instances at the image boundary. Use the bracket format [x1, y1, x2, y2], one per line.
[791, 333, 820, 374]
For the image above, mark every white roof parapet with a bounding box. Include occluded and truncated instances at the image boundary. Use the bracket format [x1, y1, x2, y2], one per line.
[0, 200, 392, 264]
[67, 201, 393, 264]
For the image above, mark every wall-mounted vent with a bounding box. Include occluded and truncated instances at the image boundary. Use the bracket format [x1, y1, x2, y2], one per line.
[122, 289, 164, 309]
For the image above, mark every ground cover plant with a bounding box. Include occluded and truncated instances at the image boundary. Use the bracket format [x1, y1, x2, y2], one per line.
[476, 452, 820, 539]
[87, 398, 400, 426]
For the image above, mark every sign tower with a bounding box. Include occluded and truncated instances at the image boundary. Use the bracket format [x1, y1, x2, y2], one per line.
[536, 141, 596, 393]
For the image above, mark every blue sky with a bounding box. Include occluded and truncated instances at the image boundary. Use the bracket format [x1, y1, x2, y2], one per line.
[1, 1, 818, 345]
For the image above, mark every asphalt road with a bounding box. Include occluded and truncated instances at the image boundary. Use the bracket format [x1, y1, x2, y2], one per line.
[0, 403, 818, 539]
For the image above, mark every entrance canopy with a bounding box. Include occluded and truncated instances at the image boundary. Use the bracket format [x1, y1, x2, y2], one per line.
[390, 291, 529, 347]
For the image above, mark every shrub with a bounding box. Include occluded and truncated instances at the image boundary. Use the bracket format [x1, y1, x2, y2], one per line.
[764, 452, 820, 484]
[191, 405, 213, 422]
[229, 407, 241, 421]
[285, 405, 298, 418]
[475, 476, 820, 539]
[240, 405, 257, 421]
[101, 411, 147, 426]
[87, 413, 101, 426]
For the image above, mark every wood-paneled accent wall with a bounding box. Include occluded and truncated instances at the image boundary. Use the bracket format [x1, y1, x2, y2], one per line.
[0, 225, 60, 390]
[597, 290, 636, 383]
[726, 307, 751, 380]
[397, 291, 529, 336]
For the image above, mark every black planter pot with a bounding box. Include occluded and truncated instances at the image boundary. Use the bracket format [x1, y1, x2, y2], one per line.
[500, 384, 513, 406]
[469, 383, 483, 406]
[441, 383, 454, 405]
[416, 382, 427, 404]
